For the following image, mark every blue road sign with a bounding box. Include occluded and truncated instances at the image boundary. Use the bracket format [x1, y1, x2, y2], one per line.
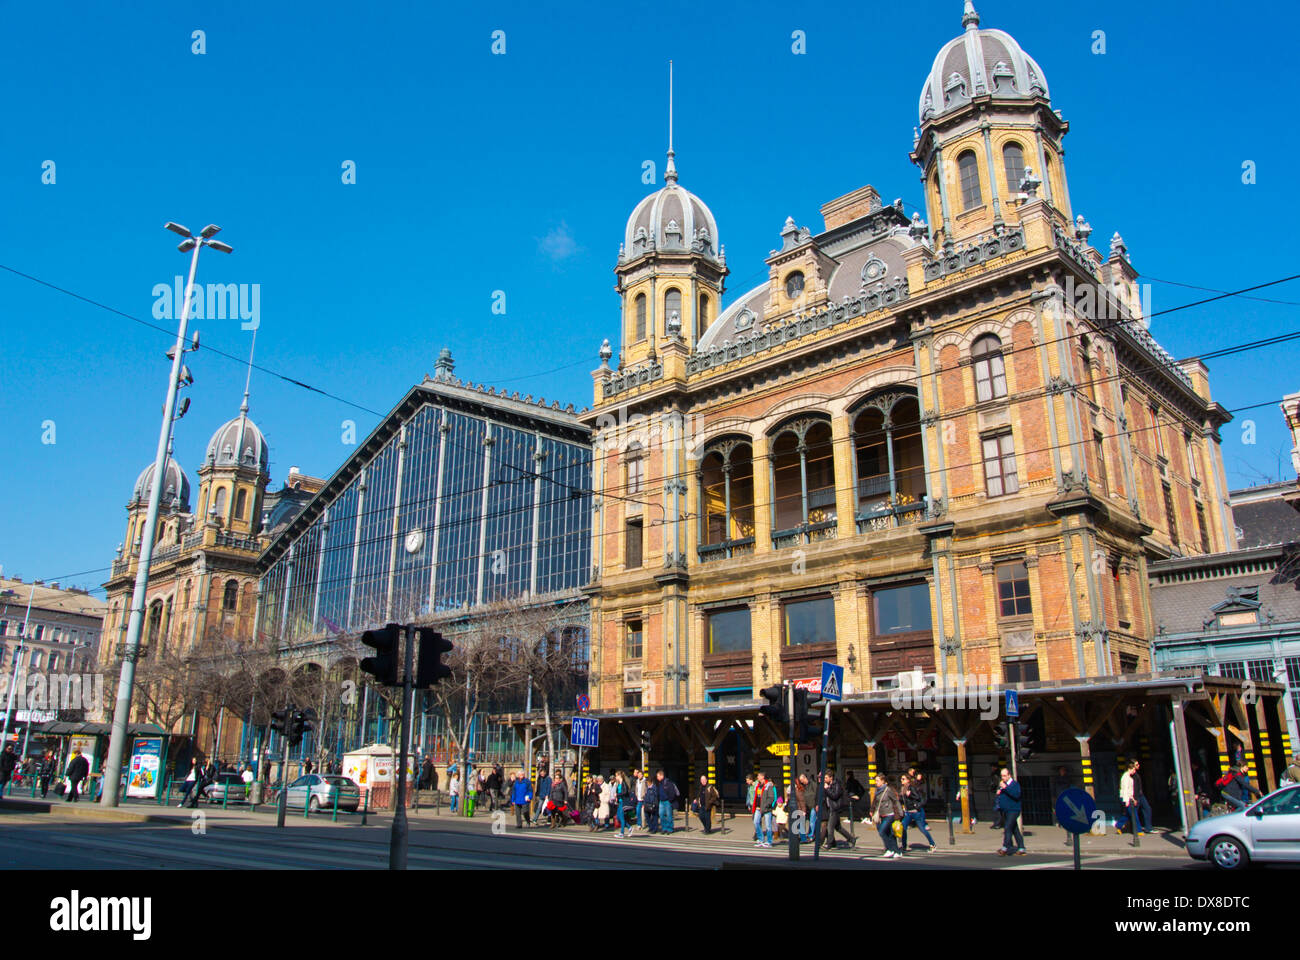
[1055, 787, 1097, 835]
[570, 716, 599, 748]
[820, 661, 844, 702]
[1005, 689, 1020, 718]
[577, 694, 590, 713]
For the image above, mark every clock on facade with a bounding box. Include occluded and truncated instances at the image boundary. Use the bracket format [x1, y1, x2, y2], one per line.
[404, 528, 425, 554]
[785, 271, 805, 299]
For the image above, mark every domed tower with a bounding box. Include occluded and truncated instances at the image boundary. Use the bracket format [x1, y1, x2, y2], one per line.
[912, 1, 1070, 246]
[124, 453, 191, 554]
[196, 392, 270, 536]
[616, 138, 728, 367]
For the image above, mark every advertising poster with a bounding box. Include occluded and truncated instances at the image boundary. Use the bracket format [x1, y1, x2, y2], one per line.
[127, 737, 163, 798]
[68, 735, 98, 773]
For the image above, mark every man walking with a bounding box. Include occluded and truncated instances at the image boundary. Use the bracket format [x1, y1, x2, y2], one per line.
[693, 775, 719, 835]
[995, 767, 1025, 856]
[64, 748, 90, 802]
[1120, 760, 1152, 835]
[819, 771, 856, 849]
[1221, 765, 1261, 812]
[634, 769, 646, 830]
[655, 770, 679, 835]
[643, 771, 660, 834]
[794, 773, 813, 843]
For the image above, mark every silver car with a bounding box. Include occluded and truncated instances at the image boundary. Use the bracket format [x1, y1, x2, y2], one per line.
[1185, 784, 1300, 869]
[203, 772, 248, 804]
[284, 773, 361, 813]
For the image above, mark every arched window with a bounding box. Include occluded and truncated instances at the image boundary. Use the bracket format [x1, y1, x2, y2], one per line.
[235, 488, 248, 520]
[957, 151, 982, 210]
[625, 442, 645, 495]
[698, 294, 709, 333]
[972, 334, 1008, 402]
[1078, 334, 1097, 403]
[48, 652, 60, 671]
[1003, 142, 1025, 194]
[664, 289, 682, 332]
[1042, 152, 1054, 201]
[146, 601, 163, 649]
[698, 441, 755, 559]
[634, 293, 646, 341]
[223, 580, 239, 612]
[770, 419, 837, 547]
[854, 395, 927, 530]
[213, 486, 227, 516]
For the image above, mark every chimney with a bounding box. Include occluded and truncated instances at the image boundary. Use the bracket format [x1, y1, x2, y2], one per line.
[820, 185, 882, 231]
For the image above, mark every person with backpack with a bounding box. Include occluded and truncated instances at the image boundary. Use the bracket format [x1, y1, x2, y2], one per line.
[692, 775, 720, 835]
[1220, 765, 1261, 812]
[643, 772, 660, 834]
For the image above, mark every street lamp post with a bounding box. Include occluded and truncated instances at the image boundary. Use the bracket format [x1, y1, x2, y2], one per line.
[99, 222, 231, 807]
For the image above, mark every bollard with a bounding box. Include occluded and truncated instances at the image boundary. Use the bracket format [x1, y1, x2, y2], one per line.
[947, 792, 955, 846]
[223, 783, 230, 810]
[332, 786, 340, 823]
[361, 789, 369, 825]
[304, 787, 311, 819]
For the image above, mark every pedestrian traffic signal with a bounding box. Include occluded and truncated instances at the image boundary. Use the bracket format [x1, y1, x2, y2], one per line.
[271, 708, 290, 737]
[759, 684, 788, 725]
[360, 622, 402, 686]
[992, 722, 1010, 750]
[1015, 722, 1034, 762]
[413, 627, 454, 689]
[638, 731, 651, 754]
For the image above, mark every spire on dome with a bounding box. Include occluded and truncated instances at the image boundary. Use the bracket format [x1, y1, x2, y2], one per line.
[962, 0, 980, 28]
[664, 59, 677, 184]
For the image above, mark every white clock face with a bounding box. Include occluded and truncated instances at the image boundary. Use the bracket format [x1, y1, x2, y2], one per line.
[404, 528, 424, 554]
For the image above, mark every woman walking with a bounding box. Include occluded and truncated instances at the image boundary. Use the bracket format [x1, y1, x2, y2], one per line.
[613, 771, 630, 838]
[872, 774, 904, 859]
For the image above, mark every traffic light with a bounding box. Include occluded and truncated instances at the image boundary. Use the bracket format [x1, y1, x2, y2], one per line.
[638, 731, 651, 754]
[290, 708, 317, 747]
[360, 622, 402, 686]
[270, 708, 290, 738]
[992, 722, 1010, 750]
[1015, 722, 1034, 762]
[413, 627, 454, 689]
[800, 690, 825, 742]
[759, 684, 788, 725]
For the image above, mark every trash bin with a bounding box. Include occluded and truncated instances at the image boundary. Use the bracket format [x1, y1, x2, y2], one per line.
[250, 782, 264, 806]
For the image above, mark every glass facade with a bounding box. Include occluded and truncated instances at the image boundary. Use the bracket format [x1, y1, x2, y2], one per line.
[259, 398, 592, 643]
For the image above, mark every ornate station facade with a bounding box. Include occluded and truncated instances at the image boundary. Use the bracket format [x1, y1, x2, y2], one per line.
[577, 3, 1290, 822]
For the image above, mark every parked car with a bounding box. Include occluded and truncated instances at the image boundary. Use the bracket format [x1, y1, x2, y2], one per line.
[203, 772, 248, 804]
[284, 774, 361, 812]
[1185, 784, 1300, 869]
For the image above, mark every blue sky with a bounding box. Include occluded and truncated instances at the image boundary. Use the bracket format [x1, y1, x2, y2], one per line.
[2, 0, 1298, 597]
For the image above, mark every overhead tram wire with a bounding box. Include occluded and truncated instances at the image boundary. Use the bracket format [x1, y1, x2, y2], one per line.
[4, 262, 1299, 525]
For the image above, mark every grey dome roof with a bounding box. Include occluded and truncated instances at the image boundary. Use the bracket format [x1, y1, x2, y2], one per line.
[205, 407, 269, 473]
[622, 155, 721, 263]
[132, 457, 190, 511]
[919, 2, 1049, 125]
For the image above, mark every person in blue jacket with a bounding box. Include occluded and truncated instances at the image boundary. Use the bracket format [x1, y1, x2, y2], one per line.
[995, 767, 1025, 856]
[510, 770, 533, 829]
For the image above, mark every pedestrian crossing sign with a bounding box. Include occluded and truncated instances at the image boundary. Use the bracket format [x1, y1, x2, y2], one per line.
[820, 661, 844, 702]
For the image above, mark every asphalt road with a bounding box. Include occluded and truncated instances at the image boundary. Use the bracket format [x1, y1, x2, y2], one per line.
[0, 810, 1214, 870]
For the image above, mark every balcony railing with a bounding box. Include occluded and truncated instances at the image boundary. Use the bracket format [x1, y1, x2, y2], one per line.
[856, 498, 928, 534]
[697, 537, 756, 563]
[772, 519, 838, 549]
[214, 531, 261, 552]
